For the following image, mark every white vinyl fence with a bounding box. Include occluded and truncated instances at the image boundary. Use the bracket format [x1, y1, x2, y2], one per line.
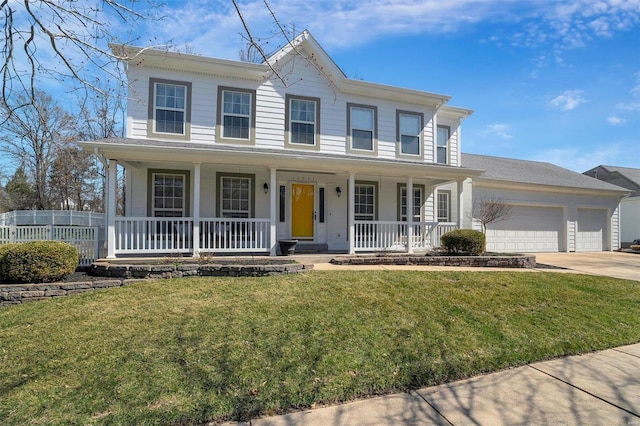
[0, 211, 103, 267]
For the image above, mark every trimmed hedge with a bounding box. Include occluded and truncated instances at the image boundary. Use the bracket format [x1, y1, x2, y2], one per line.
[441, 229, 486, 256]
[1, 241, 79, 283]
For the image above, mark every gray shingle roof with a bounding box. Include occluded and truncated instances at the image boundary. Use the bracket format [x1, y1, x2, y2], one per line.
[601, 165, 640, 186]
[462, 153, 628, 193]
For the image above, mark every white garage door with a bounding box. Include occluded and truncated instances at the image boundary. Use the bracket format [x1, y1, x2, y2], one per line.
[485, 205, 564, 253]
[576, 208, 607, 251]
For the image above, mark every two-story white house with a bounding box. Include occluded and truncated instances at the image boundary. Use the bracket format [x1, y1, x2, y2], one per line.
[80, 31, 484, 258]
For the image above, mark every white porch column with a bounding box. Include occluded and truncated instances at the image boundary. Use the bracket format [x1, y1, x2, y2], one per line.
[457, 179, 465, 229]
[269, 167, 277, 256]
[192, 163, 201, 257]
[348, 172, 355, 254]
[106, 159, 117, 259]
[406, 176, 414, 253]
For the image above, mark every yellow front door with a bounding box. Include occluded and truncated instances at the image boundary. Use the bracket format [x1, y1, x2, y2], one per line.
[292, 183, 314, 239]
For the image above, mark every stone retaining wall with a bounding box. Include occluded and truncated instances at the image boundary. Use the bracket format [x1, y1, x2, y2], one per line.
[0, 263, 311, 307]
[330, 255, 536, 268]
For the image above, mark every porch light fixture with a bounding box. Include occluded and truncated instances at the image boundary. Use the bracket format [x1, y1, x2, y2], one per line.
[263, 182, 269, 194]
[336, 186, 342, 197]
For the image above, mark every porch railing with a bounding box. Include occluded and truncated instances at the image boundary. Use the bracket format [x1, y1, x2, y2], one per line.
[354, 221, 458, 252]
[114, 217, 270, 255]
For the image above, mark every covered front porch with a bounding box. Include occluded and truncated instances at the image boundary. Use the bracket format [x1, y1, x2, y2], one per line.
[91, 139, 480, 258]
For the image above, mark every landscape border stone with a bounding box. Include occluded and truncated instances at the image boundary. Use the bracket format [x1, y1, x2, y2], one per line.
[330, 254, 536, 268]
[0, 262, 312, 307]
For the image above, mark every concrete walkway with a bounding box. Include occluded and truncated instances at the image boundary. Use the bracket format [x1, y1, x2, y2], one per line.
[230, 343, 640, 426]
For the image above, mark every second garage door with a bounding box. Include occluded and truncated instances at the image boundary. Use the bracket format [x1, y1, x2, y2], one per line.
[485, 205, 564, 252]
[576, 208, 607, 251]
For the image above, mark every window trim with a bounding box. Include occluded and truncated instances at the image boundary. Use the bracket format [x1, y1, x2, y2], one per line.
[215, 172, 256, 218]
[354, 180, 379, 221]
[147, 169, 191, 217]
[436, 125, 451, 165]
[216, 86, 257, 145]
[396, 110, 424, 159]
[147, 78, 192, 140]
[346, 103, 378, 155]
[396, 183, 425, 222]
[437, 190, 451, 222]
[285, 94, 321, 150]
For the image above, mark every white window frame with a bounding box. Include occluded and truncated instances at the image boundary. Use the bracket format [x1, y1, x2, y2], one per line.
[221, 89, 252, 140]
[287, 96, 318, 146]
[437, 190, 451, 222]
[437, 125, 450, 165]
[398, 112, 422, 157]
[152, 173, 186, 218]
[153, 82, 187, 135]
[354, 183, 376, 221]
[400, 186, 423, 222]
[348, 104, 376, 153]
[220, 176, 252, 218]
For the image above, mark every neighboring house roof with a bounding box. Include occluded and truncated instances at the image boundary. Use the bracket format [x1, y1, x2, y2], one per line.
[583, 165, 640, 197]
[462, 153, 629, 194]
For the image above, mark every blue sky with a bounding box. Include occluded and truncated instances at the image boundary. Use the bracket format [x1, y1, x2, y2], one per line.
[138, 0, 638, 172]
[12, 0, 639, 177]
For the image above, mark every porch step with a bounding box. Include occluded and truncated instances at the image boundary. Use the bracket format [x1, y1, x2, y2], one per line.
[294, 242, 329, 253]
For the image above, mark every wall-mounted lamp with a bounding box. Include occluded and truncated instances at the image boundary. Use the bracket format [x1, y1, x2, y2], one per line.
[335, 186, 342, 197]
[263, 182, 269, 194]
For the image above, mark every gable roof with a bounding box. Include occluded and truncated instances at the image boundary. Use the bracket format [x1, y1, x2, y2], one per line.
[583, 165, 640, 197]
[462, 153, 628, 194]
[113, 30, 471, 116]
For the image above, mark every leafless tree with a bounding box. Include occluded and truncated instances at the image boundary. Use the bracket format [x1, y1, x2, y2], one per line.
[0, 89, 75, 209]
[472, 196, 513, 234]
[0, 0, 165, 119]
[48, 144, 100, 211]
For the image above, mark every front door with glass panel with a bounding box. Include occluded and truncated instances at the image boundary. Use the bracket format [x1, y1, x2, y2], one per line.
[291, 183, 314, 239]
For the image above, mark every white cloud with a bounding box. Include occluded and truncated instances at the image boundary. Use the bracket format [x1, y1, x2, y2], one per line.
[529, 145, 623, 172]
[607, 116, 627, 125]
[484, 124, 513, 139]
[549, 90, 587, 111]
[617, 101, 640, 111]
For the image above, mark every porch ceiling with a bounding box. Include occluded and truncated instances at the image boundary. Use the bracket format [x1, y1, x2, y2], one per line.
[80, 137, 483, 182]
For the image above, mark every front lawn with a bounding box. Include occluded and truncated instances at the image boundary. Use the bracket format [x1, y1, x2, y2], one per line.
[1, 271, 639, 424]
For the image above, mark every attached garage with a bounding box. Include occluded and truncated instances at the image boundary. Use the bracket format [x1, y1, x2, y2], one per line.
[485, 205, 564, 252]
[462, 154, 628, 253]
[576, 208, 607, 251]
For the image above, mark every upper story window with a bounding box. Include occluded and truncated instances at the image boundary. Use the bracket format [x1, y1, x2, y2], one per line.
[347, 103, 377, 154]
[148, 78, 192, 140]
[437, 125, 450, 164]
[216, 86, 256, 144]
[397, 112, 423, 157]
[285, 95, 320, 149]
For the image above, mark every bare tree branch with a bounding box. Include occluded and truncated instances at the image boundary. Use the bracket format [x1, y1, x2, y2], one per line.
[472, 196, 513, 234]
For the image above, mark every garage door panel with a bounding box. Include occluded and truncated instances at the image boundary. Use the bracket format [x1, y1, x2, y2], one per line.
[576, 208, 606, 252]
[485, 205, 564, 253]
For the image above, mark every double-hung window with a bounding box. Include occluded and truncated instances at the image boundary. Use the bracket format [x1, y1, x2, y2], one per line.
[437, 190, 451, 222]
[286, 95, 320, 148]
[220, 176, 252, 218]
[152, 173, 186, 217]
[437, 126, 450, 164]
[354, 183, 376, 221]
[151, 80, 191, 137]
[398, 111, 423, 156]
[217, 87, 255, 143]
[348, 104, 376, 152]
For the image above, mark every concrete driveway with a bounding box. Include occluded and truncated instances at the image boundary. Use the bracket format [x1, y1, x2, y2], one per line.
[534, 251, 640, 281]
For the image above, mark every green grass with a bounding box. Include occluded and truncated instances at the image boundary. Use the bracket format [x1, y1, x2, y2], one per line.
[1, 271, 640, 425]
